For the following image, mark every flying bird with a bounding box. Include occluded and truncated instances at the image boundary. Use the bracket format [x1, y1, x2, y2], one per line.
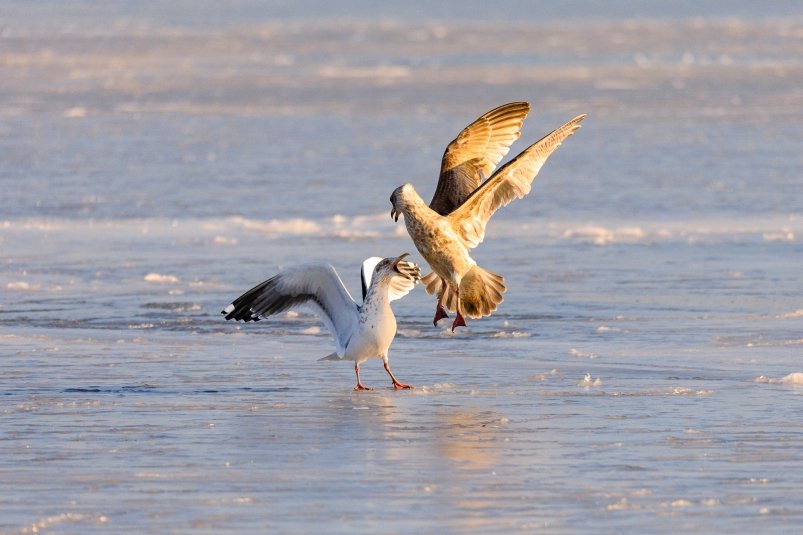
[222, 254, 421, 390]
[389, 102, 585, 331]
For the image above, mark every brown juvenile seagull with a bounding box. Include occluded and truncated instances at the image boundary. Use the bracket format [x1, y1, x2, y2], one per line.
[389, 102, 586, 330]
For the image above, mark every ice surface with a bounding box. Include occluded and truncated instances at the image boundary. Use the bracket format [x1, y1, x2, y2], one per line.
[1, 1, 803, 533]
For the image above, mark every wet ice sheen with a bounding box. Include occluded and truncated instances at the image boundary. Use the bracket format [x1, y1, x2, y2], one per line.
[2, 2, 803, 533]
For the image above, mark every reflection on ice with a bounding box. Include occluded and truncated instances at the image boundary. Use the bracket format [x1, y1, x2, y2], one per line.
[434, 410, 502, 468]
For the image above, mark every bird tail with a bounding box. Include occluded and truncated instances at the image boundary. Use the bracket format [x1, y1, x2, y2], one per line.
[458, 265, 506, 319]
[318, 352, 342, 361]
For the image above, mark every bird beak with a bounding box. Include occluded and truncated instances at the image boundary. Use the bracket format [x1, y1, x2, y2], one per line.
[391, 253, 420, 282]
[390, 207, 399, 222]
[391, 252, 410, 272]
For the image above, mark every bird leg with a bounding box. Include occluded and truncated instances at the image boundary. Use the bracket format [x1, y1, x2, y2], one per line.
[433, 287, 449, 326]
[383, 360, 413, 390]
[450, 289, 466, 332]
[353, 362, 373, 391]
[451, 312, 466, 332]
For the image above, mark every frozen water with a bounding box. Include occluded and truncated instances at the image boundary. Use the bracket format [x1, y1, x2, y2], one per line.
[1, 1, 802, 533]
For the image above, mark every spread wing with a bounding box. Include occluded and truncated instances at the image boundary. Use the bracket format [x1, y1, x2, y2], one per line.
[222, 263, 359, 355]
[429, 102, 531, 216]
[447, 114, 586, 249]
[386, 260, 421, 302]
[360, 257, 382, 301]
[361, 257, 422, 302]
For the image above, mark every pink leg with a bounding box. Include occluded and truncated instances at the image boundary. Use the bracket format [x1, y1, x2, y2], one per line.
[383, 360, 413, 390]
[450, 289, 467, 332]
[450, 311, 466, 332]
[433, 304, 449, 326]
[353, 362, 373, 391]
[433, 285, 449, 326]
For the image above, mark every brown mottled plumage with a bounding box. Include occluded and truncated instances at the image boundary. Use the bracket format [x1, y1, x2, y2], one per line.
[390, 105, 586, 330]
[430, 101, 531, 216]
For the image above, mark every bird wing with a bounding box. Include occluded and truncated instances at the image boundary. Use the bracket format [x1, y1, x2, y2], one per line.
[360, 257, 383, 301]
[387, 260, 421, 302]
[429, 102, 531, 216]
[446, 114, 586, 249]
[361, 257, 421, 302]
[222, 263, 359, 355]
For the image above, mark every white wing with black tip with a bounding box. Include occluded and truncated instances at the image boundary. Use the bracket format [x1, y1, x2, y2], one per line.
[222, 263, 359, 356]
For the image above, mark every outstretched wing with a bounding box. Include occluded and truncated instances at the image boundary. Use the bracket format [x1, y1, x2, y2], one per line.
[222, 263, 359, 355]
[447, 114, 586, 249]
[429, 102, 531, 216]
[361, 257, 422, 302]
[387, 260, 421, 302]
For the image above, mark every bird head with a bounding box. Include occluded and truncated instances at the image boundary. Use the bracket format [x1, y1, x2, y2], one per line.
[372, 253, 421, 284]
[389, 183, 415, 222]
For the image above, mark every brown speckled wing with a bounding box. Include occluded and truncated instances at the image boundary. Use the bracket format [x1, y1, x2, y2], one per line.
[447, 114, 586, 249]
[429, 102, 531, 216]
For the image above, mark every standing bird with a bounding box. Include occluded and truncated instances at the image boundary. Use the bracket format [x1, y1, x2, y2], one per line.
[389, 102, 585, 331]
[222, 254, 421, 390]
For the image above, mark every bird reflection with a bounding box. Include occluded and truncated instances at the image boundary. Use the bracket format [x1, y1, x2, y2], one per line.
[435, 410, 500, 468]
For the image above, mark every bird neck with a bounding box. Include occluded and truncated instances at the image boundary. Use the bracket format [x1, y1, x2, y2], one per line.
[363, 280, 392, 309]
[400, 188, 433, 219]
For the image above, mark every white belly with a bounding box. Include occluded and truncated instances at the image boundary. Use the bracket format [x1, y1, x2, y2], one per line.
[344, 305, 396, 363]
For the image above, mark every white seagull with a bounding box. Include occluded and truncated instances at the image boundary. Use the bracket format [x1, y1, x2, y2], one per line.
[222, 254, 421, 391]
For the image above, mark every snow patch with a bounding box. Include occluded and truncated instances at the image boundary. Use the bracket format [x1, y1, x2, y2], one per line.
[231, 216, 321, 235]
[144, 273, 180, 283]
[763, 229, 795, 242]
[532, 369, 559, 381]
[605, 498, 635, 510]
[415, 383, 456, 395]
[570, 348, 597, 359]
[578, 373, 602, 388]
[397, 328, 422, 338]
[21, 512, 107, 533]
[562, 225, 648, 245]
[755, 372, 803, 385]
[63, 106, 88, 118]
[7, 281, 33, 290]
[213, 235, 238, 245]
[669, 387, 712, 396]
[492, 331, 530, 338]
[668, 499, 692, 508]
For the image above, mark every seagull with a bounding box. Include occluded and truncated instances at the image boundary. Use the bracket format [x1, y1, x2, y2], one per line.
[222, 254, 421, 391]
[389, 102, 586, 331]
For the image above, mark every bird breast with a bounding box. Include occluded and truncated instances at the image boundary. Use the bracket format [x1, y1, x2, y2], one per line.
[349, 296, 396, 357]
[406, 215, 474, 284]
